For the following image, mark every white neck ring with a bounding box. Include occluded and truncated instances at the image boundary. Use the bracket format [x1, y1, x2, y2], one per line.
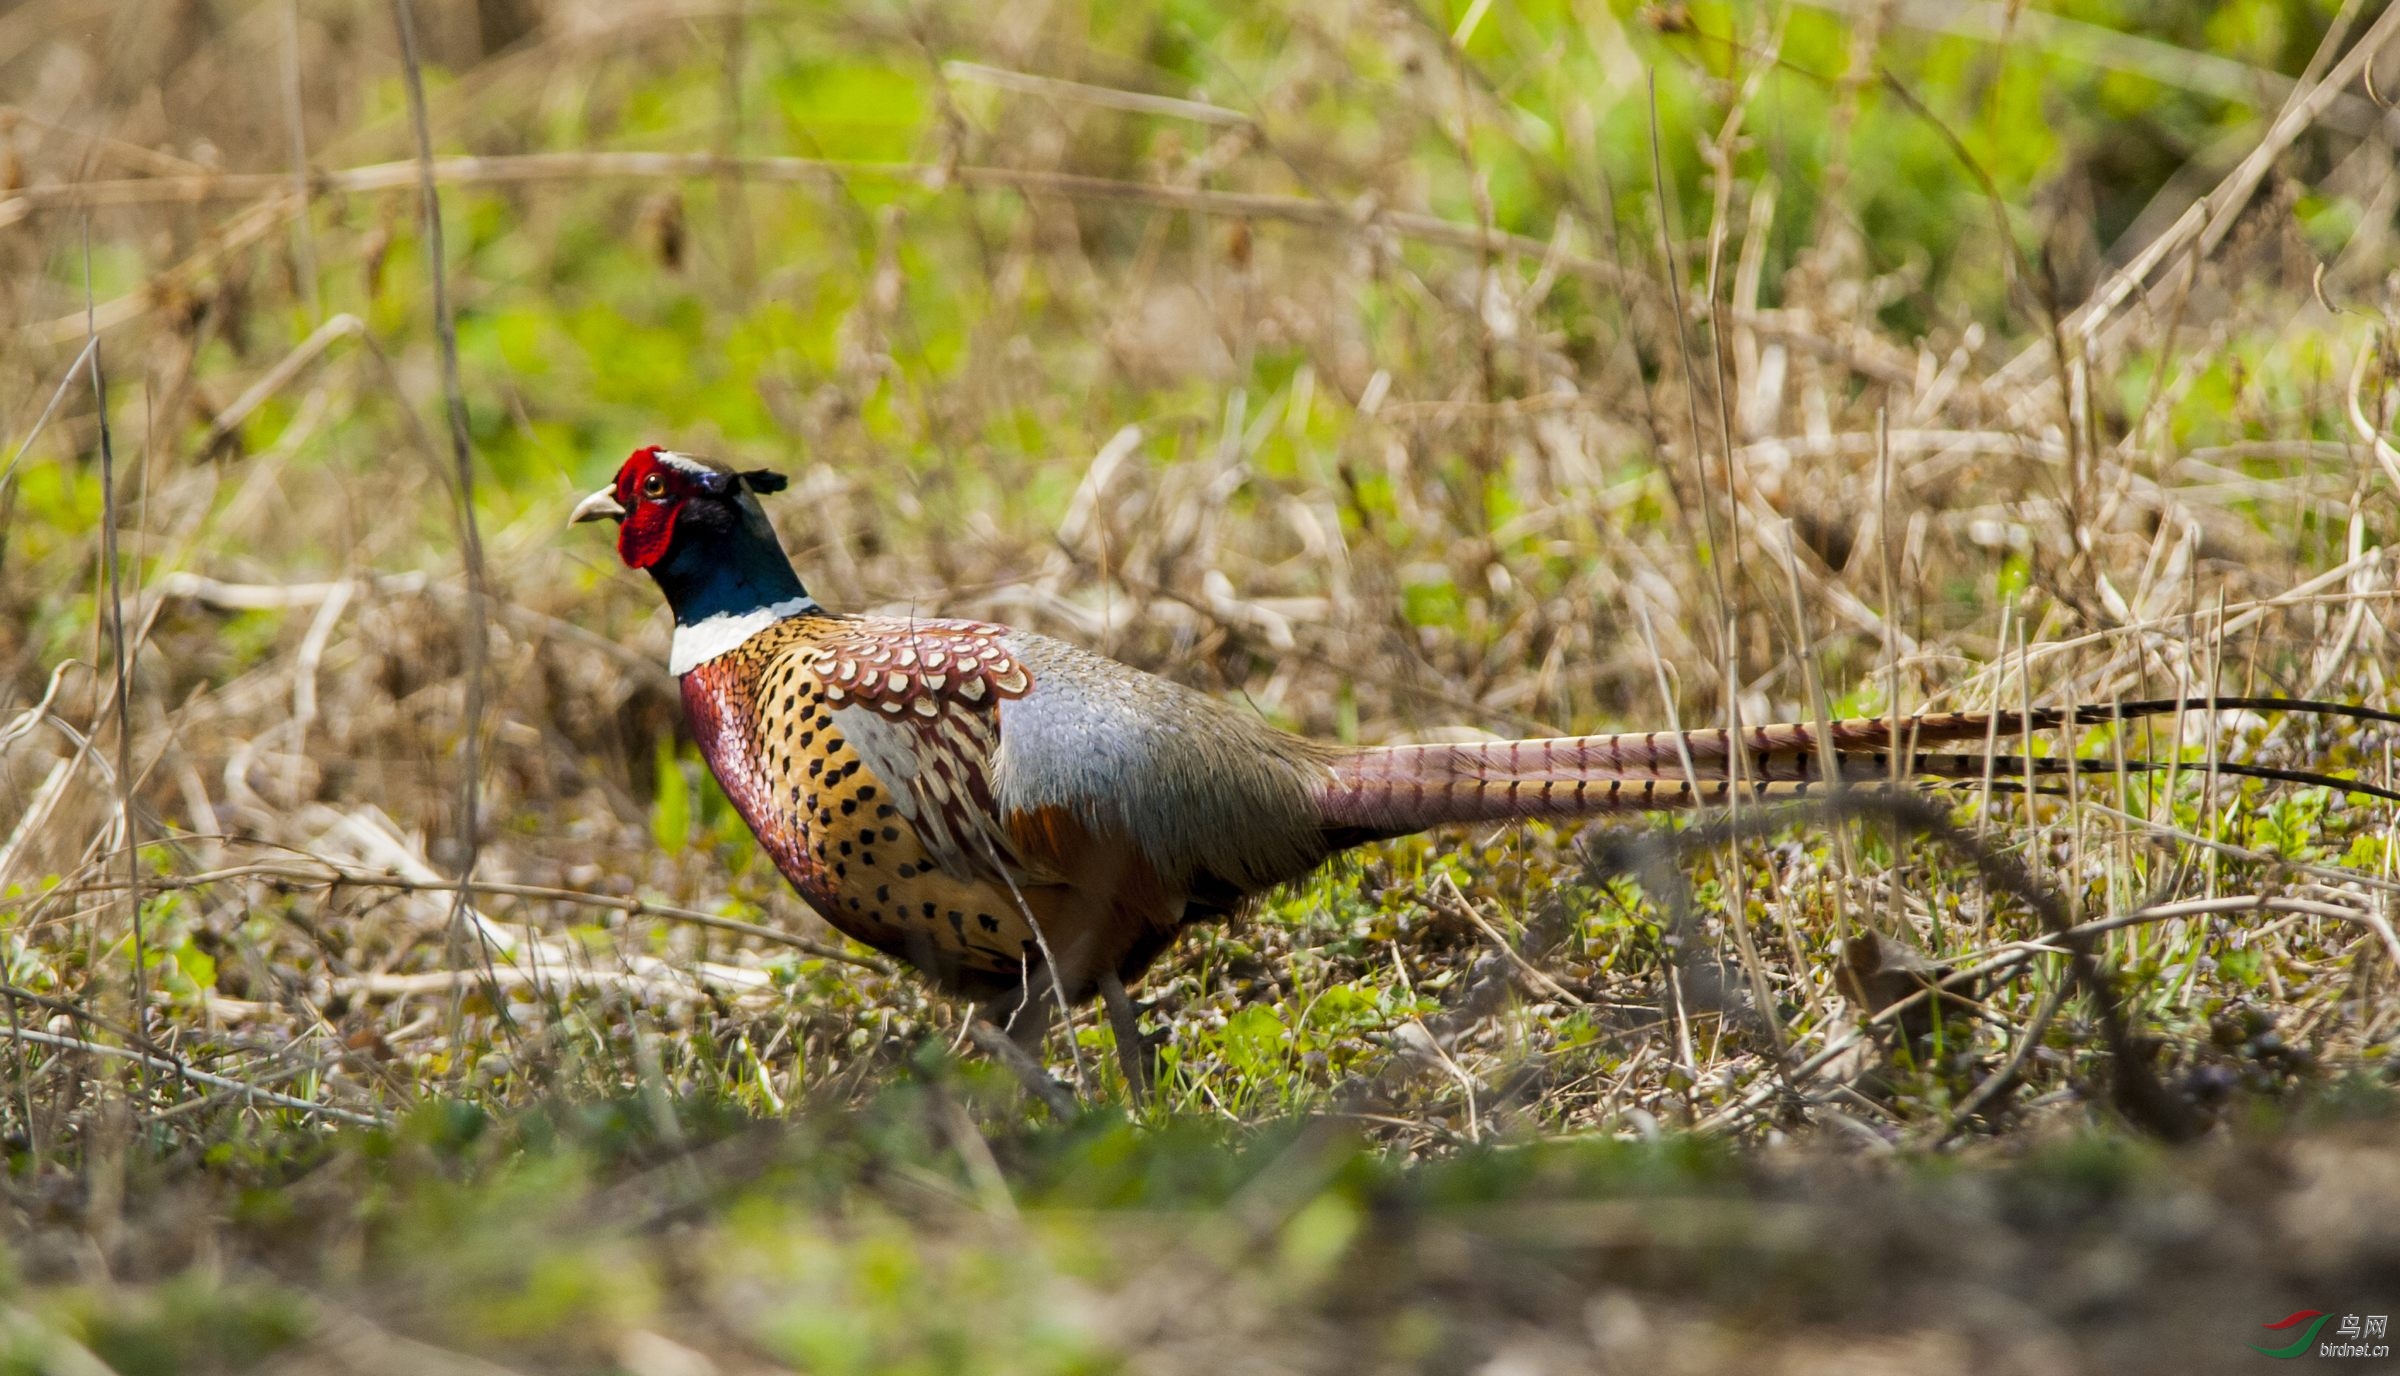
[669, 596, 818, 675]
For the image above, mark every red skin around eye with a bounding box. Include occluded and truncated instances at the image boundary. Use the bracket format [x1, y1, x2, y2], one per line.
[614, 446, 680, 569]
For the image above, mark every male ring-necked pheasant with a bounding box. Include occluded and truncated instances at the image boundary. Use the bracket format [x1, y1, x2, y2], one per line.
[576, 446, 2398, 1056]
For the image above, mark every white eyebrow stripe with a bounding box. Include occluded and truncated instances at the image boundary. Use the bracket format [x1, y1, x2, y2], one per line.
[654, 450, 717, 478]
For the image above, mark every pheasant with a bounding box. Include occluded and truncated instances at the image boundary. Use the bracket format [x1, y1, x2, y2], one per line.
[575, 446, 2399, 1076]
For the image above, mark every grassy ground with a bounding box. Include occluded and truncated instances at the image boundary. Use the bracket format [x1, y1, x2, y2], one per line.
[5, 0, 2400, 1369]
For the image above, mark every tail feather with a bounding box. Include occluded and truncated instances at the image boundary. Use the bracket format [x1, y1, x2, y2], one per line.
[1311, 697, 2400, 832]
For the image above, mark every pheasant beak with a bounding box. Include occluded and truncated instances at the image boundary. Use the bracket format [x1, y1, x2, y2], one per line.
[570, 486, 627, 526]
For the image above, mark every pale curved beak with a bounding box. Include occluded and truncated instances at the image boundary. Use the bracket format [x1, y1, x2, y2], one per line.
[570, 486, 627, 527]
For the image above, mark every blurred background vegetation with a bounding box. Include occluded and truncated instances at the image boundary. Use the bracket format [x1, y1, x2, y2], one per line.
[6, 0, 2400, 1370]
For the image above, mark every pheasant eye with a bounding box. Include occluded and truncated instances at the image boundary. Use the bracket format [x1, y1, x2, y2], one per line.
[641, 473, 668, 499]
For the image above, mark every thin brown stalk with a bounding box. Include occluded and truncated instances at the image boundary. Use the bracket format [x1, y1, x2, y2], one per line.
[0, 338, 96, 492]
[279, 0, 321, 322]
[1646, 71, 1731, 665]
[84, 223, 143, 1045]
[391, 0, 498, 1033]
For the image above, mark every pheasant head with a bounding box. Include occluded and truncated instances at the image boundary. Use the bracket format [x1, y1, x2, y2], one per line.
[573, 446, 818, 674]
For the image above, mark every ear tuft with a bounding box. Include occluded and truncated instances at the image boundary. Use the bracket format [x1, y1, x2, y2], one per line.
[741, 469, 789, 494]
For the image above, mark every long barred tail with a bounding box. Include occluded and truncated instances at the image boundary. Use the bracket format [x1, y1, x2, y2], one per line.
[1310, 697, 2400, 833]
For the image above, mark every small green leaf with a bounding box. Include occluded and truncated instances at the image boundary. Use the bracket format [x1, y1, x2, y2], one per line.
[652, 738, 692, 857]
[174, 944, 217, 994]
[2220, 948, 2265, 989]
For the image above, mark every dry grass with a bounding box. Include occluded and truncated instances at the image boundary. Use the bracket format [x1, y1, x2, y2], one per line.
[5, 0, 2400, 1367]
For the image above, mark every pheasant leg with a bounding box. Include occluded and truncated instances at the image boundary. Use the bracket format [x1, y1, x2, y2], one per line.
[1097, 969, 1153, 1102]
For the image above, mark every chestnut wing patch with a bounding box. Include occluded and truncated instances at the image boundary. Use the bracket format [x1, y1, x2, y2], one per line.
[802, 620, 1037, 882]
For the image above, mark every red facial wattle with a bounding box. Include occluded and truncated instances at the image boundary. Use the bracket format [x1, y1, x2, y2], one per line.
[614, 446, 680, 570]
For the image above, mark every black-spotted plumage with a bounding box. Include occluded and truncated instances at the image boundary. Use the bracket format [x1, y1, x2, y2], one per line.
[680, 614, 1040, 987]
